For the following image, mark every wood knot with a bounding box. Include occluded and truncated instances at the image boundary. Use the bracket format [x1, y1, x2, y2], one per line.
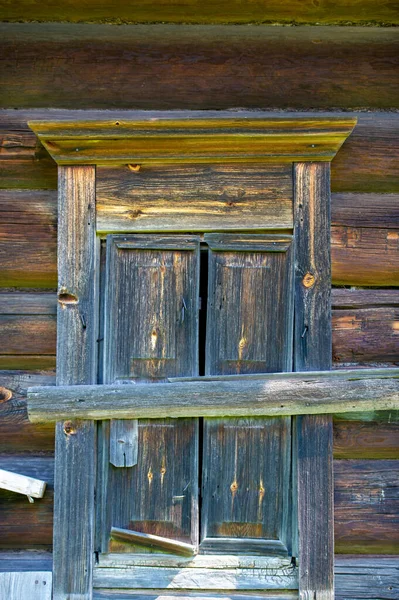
[128, 164, 141, 173]
[63, 421, 77, 436]
[230, 480, 238, 493]
[302, 272, 316, 288]
[58, 288, 79, 306]
[0, 387, 12, 402]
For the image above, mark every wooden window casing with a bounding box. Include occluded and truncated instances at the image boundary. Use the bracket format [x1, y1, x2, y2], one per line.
[27, 115, 359, 600]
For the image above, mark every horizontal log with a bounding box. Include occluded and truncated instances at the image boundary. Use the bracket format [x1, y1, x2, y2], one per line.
[333, 418, 399, 459]
[27, 369, 399, 422]
[331, 193, 399, 229]
[332, 289, 399, 309]
[1, 25, 398, 110]
[1, 111, 399, 193]
[335, 555, 399, 599]
[1, 0, 398, 25]
[0, 455, 53, 548]
[332, 305, 399, 364]
[334, 460, 399, 554]
[0, 315, 56, 369]
[0, 371, 55, 453]
[0, 469, 46, 499]
[331, 226, 399, 286]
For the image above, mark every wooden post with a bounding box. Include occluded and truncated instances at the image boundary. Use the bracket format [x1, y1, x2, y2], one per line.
[53, 166, 99, 599]
[294, 162, 334, 600]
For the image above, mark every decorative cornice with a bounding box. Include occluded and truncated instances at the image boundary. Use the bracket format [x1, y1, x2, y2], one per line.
[29, 117, 356, 166]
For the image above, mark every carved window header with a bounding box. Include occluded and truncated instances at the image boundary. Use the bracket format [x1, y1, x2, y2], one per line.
[29, 116, 356, 166]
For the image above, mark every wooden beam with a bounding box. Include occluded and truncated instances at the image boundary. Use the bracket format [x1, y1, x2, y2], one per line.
[52, 165, 98, 600]
[293, 162, 334, 600]
[26, 369, 399, 423]
[29, 118, 356, 166]
[1, 0, 398, 25]
[2, 25, 397, 110]
[0, 468, 46, 499]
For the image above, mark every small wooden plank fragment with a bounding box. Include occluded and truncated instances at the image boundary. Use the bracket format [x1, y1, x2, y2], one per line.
[111, 527, 196, 557]
[26, 369, 399, 422]
[53, 165, 98, 600]
[0, 468, 46, 499]
[0, 571, 52, 600]
[294, 162, 334, 600]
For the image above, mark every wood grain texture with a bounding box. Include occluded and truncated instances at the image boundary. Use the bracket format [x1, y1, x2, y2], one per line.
[92, 564, 298, 590]
[294, 162, 333, 599]
[29, 118, 356, 166]
[331, 226, 399, 287]
[0, 571, 52, 599]
[335, 555, 399, 599]
[0, 455, 54, 549]
[334, 460, 399, 554]
[1, 25, 398, 110]
[53, 165, 98, 599]
[0, 316, 56, 369]
[26, 369, 399, 422]
[96, 165, 293, 232]
[1, 0, 398, 25]
[331, 193, 399, 229]
[0, 371, 55, 453]
[100, 234, 200, 553]
[2, 110, 398, 193]
[334, 419, 399, 459]
[2, 194, 399, 288]
[333, 306, 399, 365]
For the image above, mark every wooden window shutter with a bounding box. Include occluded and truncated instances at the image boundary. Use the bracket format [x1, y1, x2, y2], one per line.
[101, 234, 200, 549]
[26, 116, 391, 600]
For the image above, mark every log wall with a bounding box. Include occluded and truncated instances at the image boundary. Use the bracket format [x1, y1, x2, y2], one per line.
[0, 9, 397, 592]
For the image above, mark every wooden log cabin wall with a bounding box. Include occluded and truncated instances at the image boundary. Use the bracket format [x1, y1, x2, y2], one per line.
[0, 2, 398, 598]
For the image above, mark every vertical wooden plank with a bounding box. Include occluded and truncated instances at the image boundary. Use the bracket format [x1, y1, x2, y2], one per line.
[203, 234, 294, 554]
[294, 162, 334, 600]
[101, 235, 200, 552]
[53, 165, 98, 600]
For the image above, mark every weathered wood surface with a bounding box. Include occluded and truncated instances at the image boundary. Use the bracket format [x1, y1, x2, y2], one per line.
[202, 233, 293, 554]
[2, 0, 398, 25]
[27, 369, 399, 422]
[1, 26, 398, 110]
[331, 226, 399, 287]
[0, 550, 52, 571]
[2, 111, 399, 193]
[96, 165, 293, 232]
[0, 468, 46, 499]
[334, 460, 399, 554]
[293, 162, 333, 599]
[335, 555, 399, 599]
[0, 371, 55, 453]
[0, 455, 54, 548]
[0, 571, 52, 599]
[332, 193, 399, 229]
[1, 288, 398, 367]
[53, 165, 98, 599]
[29, 118, 356, 166]
[0, 315, 56, 370]
[92, 564, 298, 590]
[333, 306, 399, 364]
[1, 458, 398, 555]
[3, 186, 398, 286]
[100, 234, 200, 554]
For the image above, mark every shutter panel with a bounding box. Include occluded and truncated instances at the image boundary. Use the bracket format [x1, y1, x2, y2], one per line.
[100, 234, 200, 551]
[201, 234, 294, 555]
